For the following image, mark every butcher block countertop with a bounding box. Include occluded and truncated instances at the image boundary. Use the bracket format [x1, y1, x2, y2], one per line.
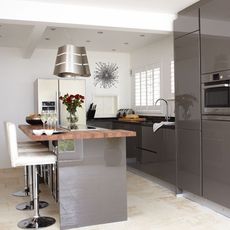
[19, 124, 136, 141]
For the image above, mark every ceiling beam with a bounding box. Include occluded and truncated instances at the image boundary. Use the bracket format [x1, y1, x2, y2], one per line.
[22, 25, 46, 59]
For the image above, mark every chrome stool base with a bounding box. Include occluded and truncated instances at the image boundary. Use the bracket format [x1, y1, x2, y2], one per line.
[17, 217, 56, 229]
[12, 190, 29, 197]
[16, 201, 49, 211]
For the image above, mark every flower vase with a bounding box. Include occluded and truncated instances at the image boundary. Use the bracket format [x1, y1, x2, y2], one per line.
[67, 111, 79, 130]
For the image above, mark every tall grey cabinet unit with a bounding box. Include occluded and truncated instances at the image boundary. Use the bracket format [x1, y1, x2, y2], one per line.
[174, 6, 202, 195]
[200, 0, 230, 208]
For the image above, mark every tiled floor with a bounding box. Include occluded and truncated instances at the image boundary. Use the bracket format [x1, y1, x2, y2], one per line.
[1, 168, 230, 230]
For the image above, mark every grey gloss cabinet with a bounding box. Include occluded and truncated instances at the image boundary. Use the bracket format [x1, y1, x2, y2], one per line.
[174, 31, 201, 130]
[177, 129, 202, 195]
[202, 120, 230, 208]
[139, 126, 176, 185]
[174, 22, 202, 194]
[113, 122, 141, 159]
[174, 7, 199, 39]
[200, 0, 230, 74]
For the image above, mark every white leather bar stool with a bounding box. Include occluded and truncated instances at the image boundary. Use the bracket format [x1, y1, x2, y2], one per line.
[5, 122, 56, 229]
[16, 145, 50, 211]
[12, 142, 48, 197]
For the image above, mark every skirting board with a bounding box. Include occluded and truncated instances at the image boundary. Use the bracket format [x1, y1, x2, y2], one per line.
[183, 191, 230, 219]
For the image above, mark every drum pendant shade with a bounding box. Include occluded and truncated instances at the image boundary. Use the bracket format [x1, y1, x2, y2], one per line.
[53, 44, 91, 78]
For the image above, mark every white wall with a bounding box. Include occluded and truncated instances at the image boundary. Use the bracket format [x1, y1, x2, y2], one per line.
[86, 51, 131, 110]
[130, 35, 174, 117]
[0, 47, 131, 169]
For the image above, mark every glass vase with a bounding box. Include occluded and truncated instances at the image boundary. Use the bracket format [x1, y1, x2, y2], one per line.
[67, 111, 79, 130]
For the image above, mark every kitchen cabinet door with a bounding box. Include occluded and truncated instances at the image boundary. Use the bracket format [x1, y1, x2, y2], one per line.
[135, 127, 176, 186]
[160, 128, 176, 185]
[174, 31, 201, 130]
[141, 126, 163, 154]
[203, 120, 230, 208]
[174, 7, 199, 39]
[113, 122, 141, 159]
[200, 0, 230, 74]
[177, 128, 201, 196]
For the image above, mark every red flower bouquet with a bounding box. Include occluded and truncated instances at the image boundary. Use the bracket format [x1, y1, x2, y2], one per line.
[59, 94, 85, 113]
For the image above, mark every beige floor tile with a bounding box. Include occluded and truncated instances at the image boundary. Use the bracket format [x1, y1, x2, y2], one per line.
[1, 167, 230, 230]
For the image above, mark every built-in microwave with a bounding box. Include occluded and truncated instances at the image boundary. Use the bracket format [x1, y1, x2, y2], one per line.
[202, 71, 230, 115]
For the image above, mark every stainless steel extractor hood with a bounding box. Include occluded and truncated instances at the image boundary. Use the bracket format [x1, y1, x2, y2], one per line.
[53, 44, 91, 78]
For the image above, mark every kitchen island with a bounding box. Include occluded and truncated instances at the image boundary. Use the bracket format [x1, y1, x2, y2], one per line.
[19, 125, 136, 230]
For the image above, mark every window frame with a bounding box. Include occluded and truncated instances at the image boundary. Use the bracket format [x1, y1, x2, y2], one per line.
[132, 64, 162, 114]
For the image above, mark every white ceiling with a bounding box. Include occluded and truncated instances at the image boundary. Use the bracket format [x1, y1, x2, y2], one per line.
[0, 24, 167, 52]
[0, 0, 199, 55]
[26, 0, 199, 14]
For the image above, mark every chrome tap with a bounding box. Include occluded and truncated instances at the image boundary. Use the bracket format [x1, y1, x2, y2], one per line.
[155, 98, 169, 121]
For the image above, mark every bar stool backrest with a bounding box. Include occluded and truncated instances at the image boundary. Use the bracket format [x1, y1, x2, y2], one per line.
[5, 122, 19, 167]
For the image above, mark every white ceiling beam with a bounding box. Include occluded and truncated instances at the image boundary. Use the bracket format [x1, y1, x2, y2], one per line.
[0, 0, 176, 33]
[22, 25, 46, 59]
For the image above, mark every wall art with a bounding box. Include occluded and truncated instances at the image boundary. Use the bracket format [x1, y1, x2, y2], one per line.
[94, 62, 119, 88]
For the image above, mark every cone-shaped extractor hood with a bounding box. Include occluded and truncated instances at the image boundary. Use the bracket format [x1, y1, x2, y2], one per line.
[53, 44, 91, 78]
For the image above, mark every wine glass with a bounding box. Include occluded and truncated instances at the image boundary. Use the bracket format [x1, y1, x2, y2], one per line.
[48, 110, 58, 130]
[41, 110, 48, 129]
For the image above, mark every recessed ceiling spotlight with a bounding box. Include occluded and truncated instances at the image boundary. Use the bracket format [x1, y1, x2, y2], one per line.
[112, 49, 116, 52]
[140, 34, 145, 37]
[97, 31, 103, 34]
[124, 42, 129, 45]
[50, 27, 56, 31]
[86, 40, 91, 43]
[45, 37, 50, 40]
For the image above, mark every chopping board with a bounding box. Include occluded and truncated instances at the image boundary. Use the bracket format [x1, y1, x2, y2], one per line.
[118, 117, 146, 122]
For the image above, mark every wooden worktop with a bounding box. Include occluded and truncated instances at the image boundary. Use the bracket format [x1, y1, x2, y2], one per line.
[19, 125, 136, 141]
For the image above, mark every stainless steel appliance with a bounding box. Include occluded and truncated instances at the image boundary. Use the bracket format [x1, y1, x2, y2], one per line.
[116, 109, 134, 118]
[202, 70, 230, 116]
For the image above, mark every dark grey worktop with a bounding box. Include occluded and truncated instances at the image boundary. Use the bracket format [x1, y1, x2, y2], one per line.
[88, 116, 175, 129]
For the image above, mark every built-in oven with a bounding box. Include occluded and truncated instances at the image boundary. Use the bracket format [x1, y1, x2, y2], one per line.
[202, 70, 230, 115]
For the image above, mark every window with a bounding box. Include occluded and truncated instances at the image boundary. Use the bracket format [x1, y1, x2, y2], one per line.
[171, 61, 175, 94]
[134, 66, 161, 111]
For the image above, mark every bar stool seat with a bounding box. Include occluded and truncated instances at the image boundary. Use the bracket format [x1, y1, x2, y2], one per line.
[5, 122, 56, 229]
[17, 152, 56, 166]
[12, 142, 49, 197]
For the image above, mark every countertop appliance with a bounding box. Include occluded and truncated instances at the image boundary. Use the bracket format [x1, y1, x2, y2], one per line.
[116, 109, 134, 118]
[202, 70, 230, 116]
